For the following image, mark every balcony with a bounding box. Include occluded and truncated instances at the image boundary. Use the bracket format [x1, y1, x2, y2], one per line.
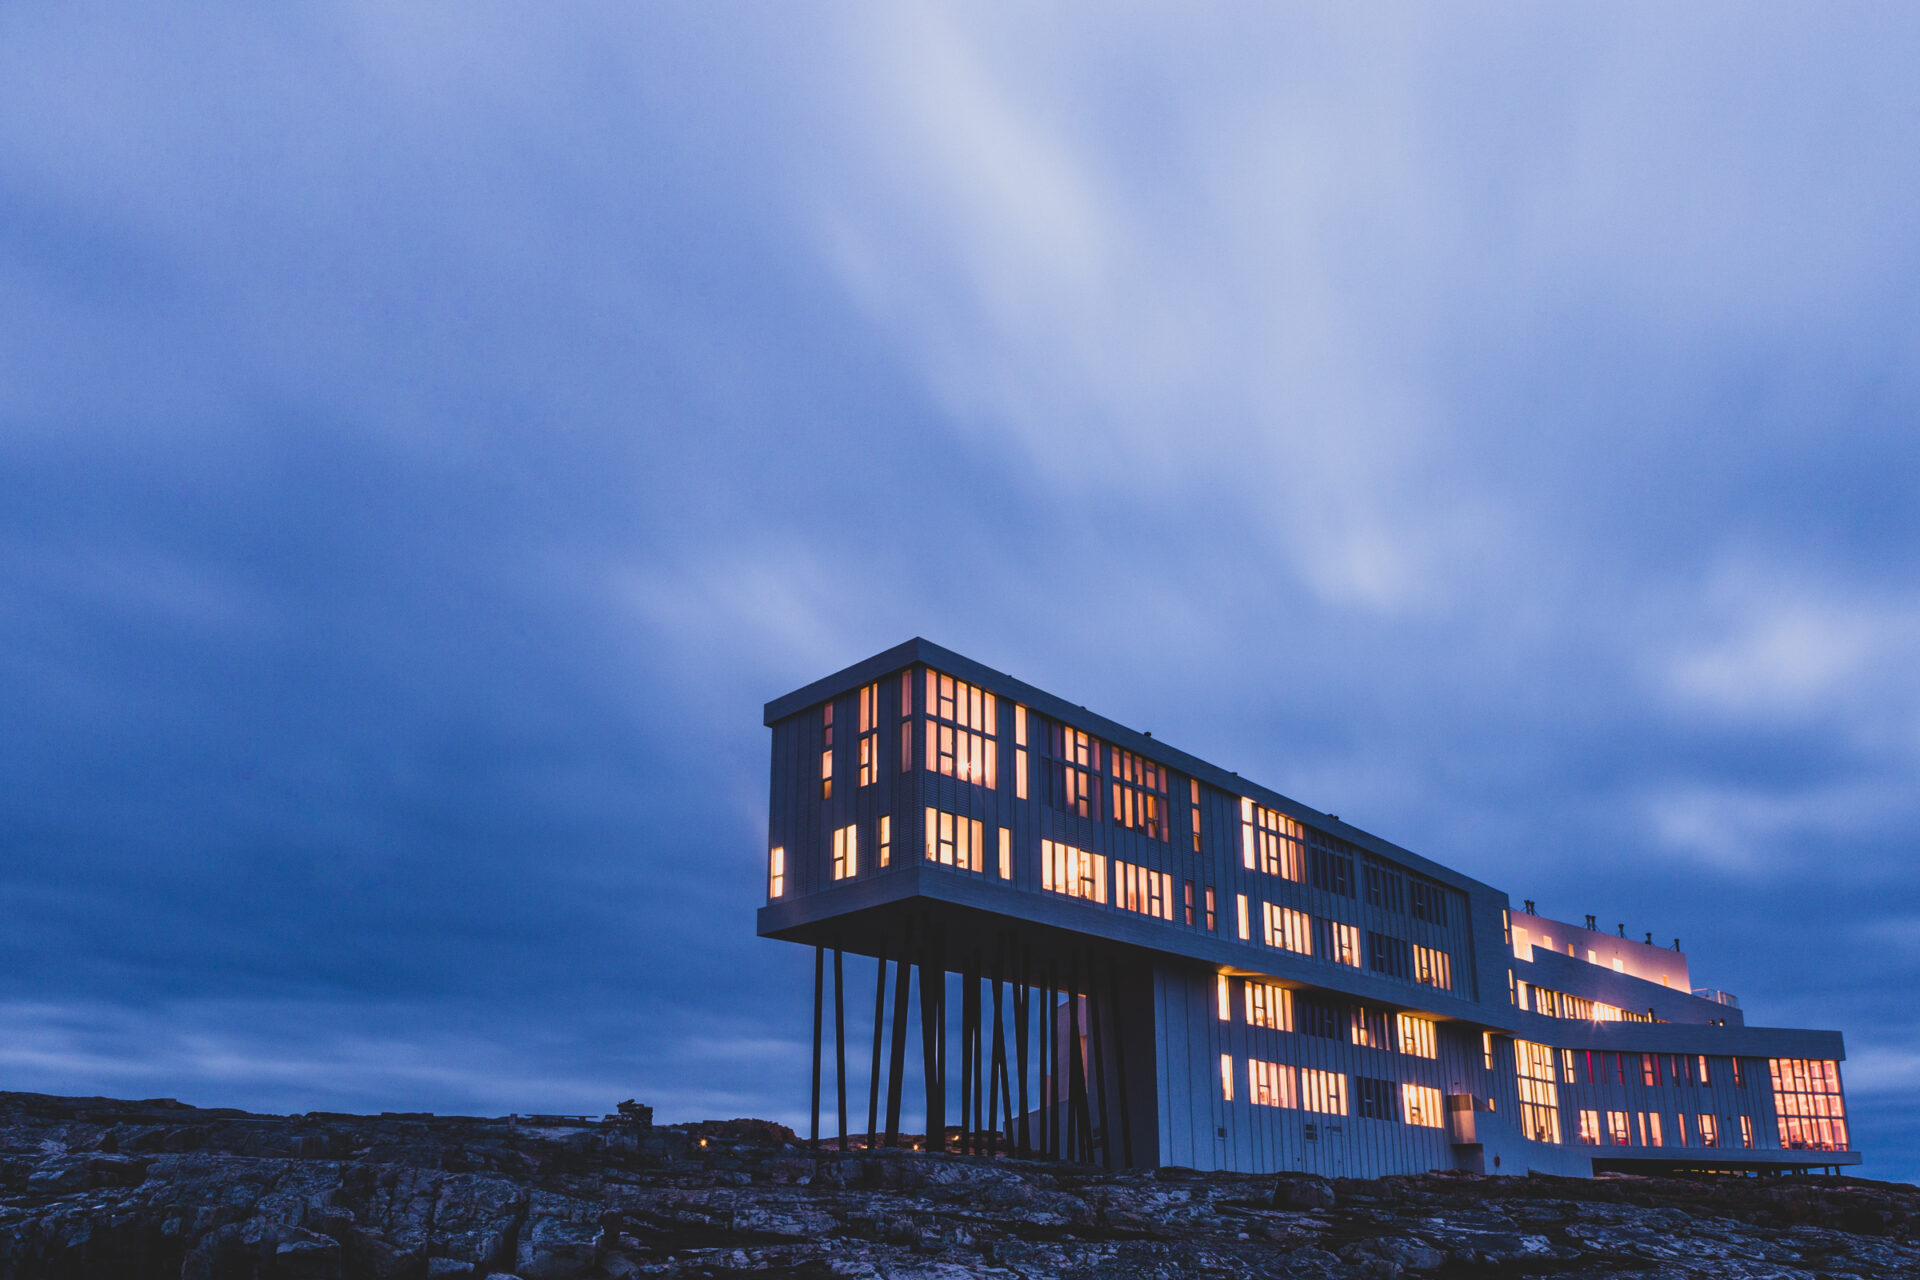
[1691, 988, 1740, 1009]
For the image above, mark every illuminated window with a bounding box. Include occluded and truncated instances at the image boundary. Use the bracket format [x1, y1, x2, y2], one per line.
[1396, 1014, 1436, 1059]
[1770, 1059, 1848, 1151]
[1220, 1053, 1234, 1101]
[1245, 981, 1292, 1030]
[768, 846, 785, 898]
[1114, 860, 1174, 920]
[857, 683, 880, 786]
[1263, 903, 1311, 954]
[899, 671, 913, 773]
[821, 703, 834, 799]
[1739, 1115, 1754, 1148]
[1040, 839, 1106, 903]
[1482, 1032, 1495, 1070]
[1239, 798, 1304, 880]
[831, 824, 858, 880]
[1051, 724, 1101, 818]
[1236, 893, 1250, 940]
[1184, 880, 1196, 926]
[1014, 705, 1029, 800]
[1561, 1049, 1577, 1083]
[1576, 1109, 1601, 1145]
[926, 671, 997, 788]
[1301, 1068, 1347, 1116]
[998, 827, 1011, 879]
[1638, 1112, 1663, 1147]
[1513, 1040, 1562, 1144]
[878, 815, 891, 867]
[1216, 974, 1231, 1021]
[1732, 1058, 1746, 1089]
[1323, 920, 1361, 967]
[1674, 1112, 1689, 1146]
[1368, 931, 1410, 979]
[1108, 748, 1169, 841]
[1605, 1110, 1630, 1145]
[1412, 945, 1452, 991]
[1189, 778, 1202, 852]
[1349, 1006, 1387, 1049]
[1641, 1055, 1660, 1087]
[1697, 1056, 1712, 1086]
[1250, 1058, 1297, 1108]
[1404, 1084, 1444, 1129]
[1205, 886, 1217, 931]
[924, 807, 984, 872]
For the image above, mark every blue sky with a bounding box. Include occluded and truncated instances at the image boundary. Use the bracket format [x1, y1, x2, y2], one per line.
[3, 4, 1918, 1180]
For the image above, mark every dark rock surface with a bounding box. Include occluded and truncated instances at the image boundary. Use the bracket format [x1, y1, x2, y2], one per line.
[2, 1091, 1915, 1279]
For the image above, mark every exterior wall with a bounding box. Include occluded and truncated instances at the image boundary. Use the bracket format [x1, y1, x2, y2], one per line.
[758, 640, 1860, 1177]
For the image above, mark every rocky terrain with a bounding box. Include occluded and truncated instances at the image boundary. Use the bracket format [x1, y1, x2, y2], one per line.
[2, 1092, 1916, 1279]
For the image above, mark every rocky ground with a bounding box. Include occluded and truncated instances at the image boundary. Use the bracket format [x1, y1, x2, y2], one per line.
[2, 1092, 1916, 1279]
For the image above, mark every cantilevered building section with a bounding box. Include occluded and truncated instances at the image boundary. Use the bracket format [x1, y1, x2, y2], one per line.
[756, 639, 1859, 1177]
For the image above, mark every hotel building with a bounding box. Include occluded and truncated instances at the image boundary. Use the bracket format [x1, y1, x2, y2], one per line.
[757, 639, 1858, 1176]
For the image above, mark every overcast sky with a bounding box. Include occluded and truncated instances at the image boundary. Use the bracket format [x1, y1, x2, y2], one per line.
[3, 3, 1918, 1181]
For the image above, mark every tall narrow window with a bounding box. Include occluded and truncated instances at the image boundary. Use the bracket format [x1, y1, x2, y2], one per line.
[1115, 861, 1174, 920]
[1014, 705, 1029, 800]
[1606, 1111, 1631, 1145]
[831, 824, 858, 880]
[926, 670, 997, 788]
[1108, 747, 1169, 840]
[768, 846, 785, 898]
[1216, 974, 1231, 1021]
[899, 670, 913, 773]
[924, 807, 984, 872]
[998, 827, 1011, 880]
[1190, 778, 1202, 852]
[1404, 1084, 1444, 1128]
[1322, 920, 1361, 967]
[821, 704, 834, 799]
[1413, 945, 1452, 991]
[1040, 840, 1106, 903]
[1263, 902, 1312, 954]
[1514, 1040, 1563, 1144]
[1051, 724, 1101, 818]
[1576, 1110, 1601, 1144]
[878, 815, 891, 867]
[1300, 1069, 1347, 1116]
[1205, 886, 1217, 931]
[1236, 893, 1250, 940]
[1697, 1113, 1719, 1147]
[1220, 1053, 1234, 1101]
[858, 683, 880, 786]
[1184, 880, 1196, 926]
[1349, 1006, 1387, 1049]
[1240, 797, 1304, 880]
[1739, 1115, 1754, 1148]
[1245, 981, 1291, 1030]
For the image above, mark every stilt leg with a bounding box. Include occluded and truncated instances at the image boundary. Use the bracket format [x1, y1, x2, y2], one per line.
[885, 946, 911, 1147]
[834, 947, 847, 1151]
[868, 945, 886, 1149]
[811, 944, 823, 1152]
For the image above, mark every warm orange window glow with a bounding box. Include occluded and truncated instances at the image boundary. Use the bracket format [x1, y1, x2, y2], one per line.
[998, 827, 1011, 879]
[1205, 886, 1216, 931]
[1108, 748, 1169, 841]
[923, 806, 984, 872]
[1190, 778, 1202, 852]
[1216, 974, 1231, 1021]
[1513, 1040, 1562, 1144]
[1219, 1053, 1234, 1101]
[1235, 893, 1250, 940]
[1301, 1068, 1346, 1116]
[768, 846, 785, 898]
[1576, 1109, 1601, 1144]
[1739, 1115, 1754, 1148]
[878, 814, 891, 867]
[1250, 1058, 1297, 1108]
[1770, 1059, 1848, 1151]
[858, 683, 880, 786]
[821, 704, 834, 799]
[1114, 860, 1174, 920]
[1638, 1112, 1663, 1147]
[1396, 1014, 1437, 1059]
[1014, 705, 1028, 800]
[1244, 981, 1292, 1031]
[899, 671, 913, 773]
[925, 671, 997, 788]
[1040, 839, 1106, 903]
[1326, 921, 1361, 967]
[1262, 902, 1311, 955]
[1404, 1084, 1444, 1128]
[1240, 797, 1304, 880]
[1606, 1110, 1631, 1145]
[1413, 945, 1452, 991]
[831, 823, 858, 880]
[1696, 1113, 1719, 1147]
[1053, 724, 1100, 818]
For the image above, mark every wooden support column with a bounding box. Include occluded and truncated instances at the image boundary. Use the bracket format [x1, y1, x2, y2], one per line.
[1108, 960, 1133, 1168]
[833, 947, 847, 1151]
[1066, 957, 1089, 1163]
[810, 944, 823, 1152]
[1087, 956, 1111, 1169]
[884, 946, 911, 1146]
[958, 963, 974, 1153]
[1013, 952, 1031, 1158]
[991, 953, 1011, 1156]
[969, 958, 984, 1156]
